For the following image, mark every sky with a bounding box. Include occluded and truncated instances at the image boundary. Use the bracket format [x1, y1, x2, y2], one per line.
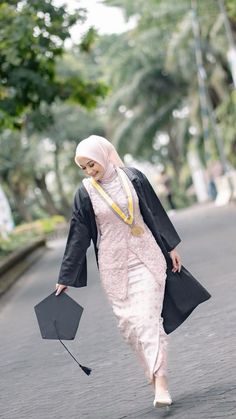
[53, 0, 135, 40]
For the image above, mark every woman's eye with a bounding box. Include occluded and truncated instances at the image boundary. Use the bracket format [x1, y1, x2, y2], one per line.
[89, 163, 94, 168]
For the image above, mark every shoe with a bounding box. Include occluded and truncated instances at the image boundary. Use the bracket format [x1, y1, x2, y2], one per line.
[153, 389, 172, 408]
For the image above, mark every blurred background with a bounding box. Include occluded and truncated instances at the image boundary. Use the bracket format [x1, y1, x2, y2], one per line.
[0, 0, 236, 255]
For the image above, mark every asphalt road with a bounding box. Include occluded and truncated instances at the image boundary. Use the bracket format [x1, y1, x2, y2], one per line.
[0, 202, 236, 419]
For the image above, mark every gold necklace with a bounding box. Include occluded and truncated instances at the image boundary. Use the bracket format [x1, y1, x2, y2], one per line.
[91, 168, 144, 236]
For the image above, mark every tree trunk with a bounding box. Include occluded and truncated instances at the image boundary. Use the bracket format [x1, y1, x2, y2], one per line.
[54, 146, 71, 218]
[34, 174, 60, 216]
[11, 182, 32, 222]
[168, 131, 181, 180]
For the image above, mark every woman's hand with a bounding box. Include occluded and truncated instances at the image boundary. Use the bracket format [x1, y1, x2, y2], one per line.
[169, 248, 182, 273]
[55, 283, 68, 296]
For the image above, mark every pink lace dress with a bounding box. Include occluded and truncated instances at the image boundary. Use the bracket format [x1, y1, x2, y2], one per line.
[83, 170, 168, 383]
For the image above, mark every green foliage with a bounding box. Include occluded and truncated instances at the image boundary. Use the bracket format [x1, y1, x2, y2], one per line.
[101, 0, 235, 170]
[0, 0, 107, 129]
[80, 27, 98, 52]
[0, 215, 66, 259]
[0, 0, 109, 223]
[92, 0, 235, 210]
[13, 215, 66, 234]
[226, 0, 236, 21]
[37, 216, 64, 233]
[1, 0, 236, 220]
[0, 231, 38, 259]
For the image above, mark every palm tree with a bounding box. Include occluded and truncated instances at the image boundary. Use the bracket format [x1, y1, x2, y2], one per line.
[101, 0, 235, 170]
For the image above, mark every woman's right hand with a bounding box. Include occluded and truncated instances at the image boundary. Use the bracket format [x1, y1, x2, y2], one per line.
[55, 283, 68, 296]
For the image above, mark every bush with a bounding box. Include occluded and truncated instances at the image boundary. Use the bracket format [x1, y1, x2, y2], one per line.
[0, 215, 66, 260]
[0, 230, 38, 259]
[13, 215, 66, 235]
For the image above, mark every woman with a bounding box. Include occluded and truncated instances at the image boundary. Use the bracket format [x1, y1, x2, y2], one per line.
[55, 135, 211, 408]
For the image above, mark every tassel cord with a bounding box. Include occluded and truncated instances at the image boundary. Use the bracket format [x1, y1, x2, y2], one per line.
[53, 320, 92, 376]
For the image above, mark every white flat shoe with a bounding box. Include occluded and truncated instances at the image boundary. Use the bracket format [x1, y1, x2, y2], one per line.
[153, 389, 172, 408]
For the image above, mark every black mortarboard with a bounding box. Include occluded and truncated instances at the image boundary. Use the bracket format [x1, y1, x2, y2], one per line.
[34, 291, 91, 376]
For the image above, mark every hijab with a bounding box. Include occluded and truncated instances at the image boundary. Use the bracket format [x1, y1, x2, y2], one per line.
[75, 135, 124, 182]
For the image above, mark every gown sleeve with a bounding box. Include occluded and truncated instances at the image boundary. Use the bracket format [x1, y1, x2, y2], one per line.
[57, 186, 92, 288]
[137, 169, 181, 252]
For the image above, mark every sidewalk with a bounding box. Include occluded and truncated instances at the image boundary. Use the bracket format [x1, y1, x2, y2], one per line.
[0, 203, 235, 419]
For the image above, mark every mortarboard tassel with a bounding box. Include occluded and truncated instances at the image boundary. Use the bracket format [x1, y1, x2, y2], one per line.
[79, 364, 92, 376]
[53, 320, 92, 376]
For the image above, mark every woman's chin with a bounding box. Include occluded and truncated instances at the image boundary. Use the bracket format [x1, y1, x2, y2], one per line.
[92, 173, 101, 181]
[94, 172, 105, 181]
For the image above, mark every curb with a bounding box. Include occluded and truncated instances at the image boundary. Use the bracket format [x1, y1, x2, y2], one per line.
[0, 237, 47, 298]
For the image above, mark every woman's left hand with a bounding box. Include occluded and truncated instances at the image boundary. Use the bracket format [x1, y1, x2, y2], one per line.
[170, 248, 182, 273]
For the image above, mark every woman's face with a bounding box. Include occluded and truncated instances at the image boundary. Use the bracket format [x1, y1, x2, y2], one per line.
[77, 157, 105, 181]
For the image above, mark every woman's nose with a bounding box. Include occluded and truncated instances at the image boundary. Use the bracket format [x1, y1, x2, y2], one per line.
[86, 167, 94, 176]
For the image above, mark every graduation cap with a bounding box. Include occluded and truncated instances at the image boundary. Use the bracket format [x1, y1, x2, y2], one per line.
[34, 291, 91, 376]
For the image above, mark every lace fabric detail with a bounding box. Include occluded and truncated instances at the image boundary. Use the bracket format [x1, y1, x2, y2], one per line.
[112, 257, 168, 382]
[83, 173, 168, 381]
[83, 172, 167, 301]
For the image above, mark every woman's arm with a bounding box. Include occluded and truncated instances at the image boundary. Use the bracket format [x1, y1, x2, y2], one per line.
[55, 187, 92, 295]
[138, 169, 182, 272]
[137, 169, 181, 252]
[169, 248, 182, 272]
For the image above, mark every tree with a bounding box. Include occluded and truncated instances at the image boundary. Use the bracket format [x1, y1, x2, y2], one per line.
[0, 0, 107, 129]
[101, 0, 236, 170]
[0, 0, 108, 222]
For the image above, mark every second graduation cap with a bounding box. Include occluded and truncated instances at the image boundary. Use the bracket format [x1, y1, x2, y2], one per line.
[34, 291, 91, 376]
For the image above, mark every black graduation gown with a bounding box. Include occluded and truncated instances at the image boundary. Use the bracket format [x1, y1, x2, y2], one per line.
[58, 167, 211, 334]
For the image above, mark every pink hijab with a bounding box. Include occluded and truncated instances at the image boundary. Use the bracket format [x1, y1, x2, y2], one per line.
[75, 135, 124, 181]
